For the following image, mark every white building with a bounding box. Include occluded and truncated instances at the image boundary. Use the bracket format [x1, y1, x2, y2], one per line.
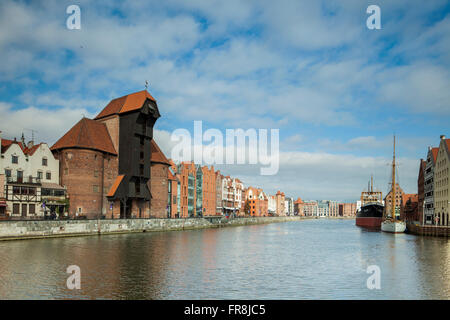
[268, 195, 276, 215]
[284, 197, 294, 216]
[0, 132, 66, 218]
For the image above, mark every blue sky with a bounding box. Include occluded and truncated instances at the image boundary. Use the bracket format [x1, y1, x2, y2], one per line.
[0, 0, 449, 201]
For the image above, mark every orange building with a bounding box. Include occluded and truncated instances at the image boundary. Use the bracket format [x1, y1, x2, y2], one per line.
[245, 186, 268, 217]
[176, 162, 197, 218]
[200, 165, 216, 216]
[384, 183, 405, 218]
[294, 197, 304, 216]
[275, 191, 286, 216]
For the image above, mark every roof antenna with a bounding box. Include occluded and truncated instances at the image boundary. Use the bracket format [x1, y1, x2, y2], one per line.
[145, 80, 149, 90]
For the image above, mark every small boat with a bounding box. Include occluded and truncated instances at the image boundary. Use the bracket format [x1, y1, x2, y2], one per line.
[381, 135, 406, 234]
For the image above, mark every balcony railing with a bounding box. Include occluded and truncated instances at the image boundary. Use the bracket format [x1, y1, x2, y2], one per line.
[6, 176, 42, 185]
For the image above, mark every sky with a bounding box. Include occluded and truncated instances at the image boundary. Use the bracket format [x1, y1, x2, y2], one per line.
[0, 0, 449, 201]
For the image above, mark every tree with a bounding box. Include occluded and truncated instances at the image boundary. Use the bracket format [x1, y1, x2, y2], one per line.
[244, 200, 251, 216]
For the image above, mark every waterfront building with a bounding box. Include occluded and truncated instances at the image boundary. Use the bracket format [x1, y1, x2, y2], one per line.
[338, 203, 357, 217]
[434, 135, 450, 226]
[424, 147, 439, 224]
[1, 131, 66, 218]
[303, 200, 318, 216]
[417, 159, 426, 224]
[383, 183, 405, 219]
[317, 200, 329, 217]
[177, 162, 197, 218]
[403, 194, 419, 223]
[149, 139, 172, 218]
[0, 172, 5, 217]
[294, 197, 304, 216]
[215, 171, 223, 215]
[245, 186, 268, 217]
[284, 197, 294, 216]
[222, 176, 244, 216]
[199, 165, 216, 216]
[275, 191, 286, 216]
[268, 195, 276, 215]
[52, 90, 160, 219]
[328, 200, 339, 217]
[168, 166, 179, 218]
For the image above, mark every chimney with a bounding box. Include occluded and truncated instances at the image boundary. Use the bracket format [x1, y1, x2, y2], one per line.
[441, 135, 446, 140]
[21, 133, 25, 146]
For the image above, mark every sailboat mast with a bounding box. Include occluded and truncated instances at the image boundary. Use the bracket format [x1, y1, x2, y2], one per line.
[392, 135, 396, 220]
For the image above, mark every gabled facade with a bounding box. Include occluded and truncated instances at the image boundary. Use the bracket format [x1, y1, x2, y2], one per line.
[245, 186, 268, 217]
[424, 146, 439, 224]
[434, 135, 450, 226]
[417, 159, 426, 224]
[1, 131, 66, 218]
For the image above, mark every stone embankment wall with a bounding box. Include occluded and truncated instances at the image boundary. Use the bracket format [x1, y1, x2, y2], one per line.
[407, 223, 450, 237]
[0, 216, 305, 241]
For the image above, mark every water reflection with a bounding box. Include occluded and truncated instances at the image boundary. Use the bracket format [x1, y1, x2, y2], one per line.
[0, 220, 449, 299]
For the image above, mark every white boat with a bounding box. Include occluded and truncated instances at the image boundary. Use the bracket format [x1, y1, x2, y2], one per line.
[381, 219, 406, 233]
[381, 135, 405, 234]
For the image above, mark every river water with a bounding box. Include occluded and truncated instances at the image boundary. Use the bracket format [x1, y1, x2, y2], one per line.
[0, 219, 449, 299]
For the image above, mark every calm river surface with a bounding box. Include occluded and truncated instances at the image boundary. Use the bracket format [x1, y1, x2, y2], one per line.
[1, 219, 450, 299]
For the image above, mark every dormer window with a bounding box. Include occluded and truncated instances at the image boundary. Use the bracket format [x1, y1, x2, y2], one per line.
[12, 155, 18, 164]
[42, 157, 48, 166]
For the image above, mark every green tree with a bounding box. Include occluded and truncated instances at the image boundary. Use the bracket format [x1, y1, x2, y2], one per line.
[244, 200, 251, 216]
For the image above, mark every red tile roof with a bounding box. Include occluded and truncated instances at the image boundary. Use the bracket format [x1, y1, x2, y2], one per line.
[431, 147, 439, 162]
[50, 118, 117, 155]
[95, 90, 156, 120]
[107, 175, 125, 197]
[23, 143, 42, 156]
[151, 139, 171, 166]
[1, 139, 24, 153]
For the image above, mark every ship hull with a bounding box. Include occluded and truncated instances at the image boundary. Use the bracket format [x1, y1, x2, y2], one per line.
[381, 220, 406, 233]
[355, 216, 383, 229]
[355, 203, 384, 230]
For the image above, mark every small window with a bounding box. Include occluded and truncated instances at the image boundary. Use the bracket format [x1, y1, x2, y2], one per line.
[93, 185, 99, 193]
[37, 171, 43, 180]
[12, 155, 18, 164]
[94, 169, 99, 177]
[42, 157, 48, 166]
[13, 203, 20, 215]
[135, 182, 140, 195]
[5, 169, 11, 177]
[29, 204, 35, 214]
[64, 168, 68, 175]
[46, 172, 51, 180]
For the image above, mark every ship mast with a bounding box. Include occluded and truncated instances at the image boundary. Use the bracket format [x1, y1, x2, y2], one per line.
[391, 135, 396, 220]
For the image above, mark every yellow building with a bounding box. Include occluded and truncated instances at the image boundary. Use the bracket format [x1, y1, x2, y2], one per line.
[433, 135, 450, 226]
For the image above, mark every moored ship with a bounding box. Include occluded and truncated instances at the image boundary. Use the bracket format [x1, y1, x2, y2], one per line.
[381, 135, 406, 233]
[356, 176, 384, 229]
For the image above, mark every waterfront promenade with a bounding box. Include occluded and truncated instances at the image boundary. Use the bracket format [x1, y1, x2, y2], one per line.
[0, 215, 315, 241]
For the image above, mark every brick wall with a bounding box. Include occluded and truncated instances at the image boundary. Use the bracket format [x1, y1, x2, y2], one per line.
[56, 148, 118, 219]
[149, 163, 169, 218]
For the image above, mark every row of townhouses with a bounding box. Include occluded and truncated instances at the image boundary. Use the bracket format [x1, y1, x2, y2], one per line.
[415, 135, 450, 226]
[0, 89, 359, 220]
